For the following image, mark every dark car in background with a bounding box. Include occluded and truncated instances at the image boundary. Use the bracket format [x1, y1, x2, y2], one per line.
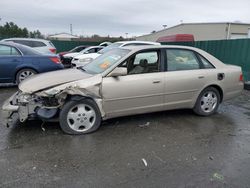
[0, 42, 64, 84]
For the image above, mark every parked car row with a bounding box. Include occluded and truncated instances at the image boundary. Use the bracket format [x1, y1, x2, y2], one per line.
[0, 42, 63, 84]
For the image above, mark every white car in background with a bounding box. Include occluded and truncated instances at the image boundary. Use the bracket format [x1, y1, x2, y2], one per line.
[1, 38, 57, 54]
[71, 41, 160, 67]
[63, 46, 104, 59]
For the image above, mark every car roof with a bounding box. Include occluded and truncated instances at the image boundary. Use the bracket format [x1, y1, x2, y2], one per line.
[115, 40, 161, 45]
[2, 38, 50, 42]
[87, 46, 104, 48]
[121, 45, 200, 52]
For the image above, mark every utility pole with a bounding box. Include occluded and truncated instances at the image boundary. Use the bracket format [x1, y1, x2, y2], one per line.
[125, 33, 128, 39]
[70, 24, 73, 35]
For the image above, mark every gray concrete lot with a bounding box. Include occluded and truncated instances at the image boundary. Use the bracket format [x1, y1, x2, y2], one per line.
[0, 86, 250, 188]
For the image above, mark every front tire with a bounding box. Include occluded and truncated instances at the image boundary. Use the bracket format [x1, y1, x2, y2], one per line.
[59, 98, 101, 135]
[193, 87, 221, 116]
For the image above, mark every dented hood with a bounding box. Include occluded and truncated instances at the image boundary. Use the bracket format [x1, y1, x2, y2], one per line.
[19, 69, 94, 93]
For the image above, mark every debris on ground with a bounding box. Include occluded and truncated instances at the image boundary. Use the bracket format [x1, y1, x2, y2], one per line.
[41, 122, 46, 132]
[212, 172, 224, 181]
[138, 122, 150, 128]
[228, 133, 236, 136]
[191, 156, 197, 161]
[142, 158, 148, 167]
[209, 156, 214, 160]
[32, 166, 36, 170]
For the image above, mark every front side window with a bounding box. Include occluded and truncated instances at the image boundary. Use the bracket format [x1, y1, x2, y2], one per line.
[120, 51, 160, 75]
[166, 49, 200, 71]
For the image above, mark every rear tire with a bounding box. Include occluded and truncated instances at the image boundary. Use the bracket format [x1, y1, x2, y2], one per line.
[193, 87, 221, 116]
[16, 68, 37, 84]
[59, 98, 101, 135]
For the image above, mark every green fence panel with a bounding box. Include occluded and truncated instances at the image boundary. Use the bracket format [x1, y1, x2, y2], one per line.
[162, 39, 250, 81]
[51, 40, 100, 53]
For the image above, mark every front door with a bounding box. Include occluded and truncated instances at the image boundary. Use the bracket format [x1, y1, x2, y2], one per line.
[102, 50, 165, 118]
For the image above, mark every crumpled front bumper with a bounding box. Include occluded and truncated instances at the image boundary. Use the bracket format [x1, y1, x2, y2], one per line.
[2, 92, 19, 127]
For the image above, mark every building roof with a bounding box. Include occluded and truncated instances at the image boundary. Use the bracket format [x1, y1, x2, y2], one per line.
[48, 33, 79, 39]
[137, 22, 250, 38]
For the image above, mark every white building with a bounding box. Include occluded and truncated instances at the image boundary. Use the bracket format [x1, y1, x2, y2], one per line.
[48, 33, 79, 41]
[136, 22, 250, 42]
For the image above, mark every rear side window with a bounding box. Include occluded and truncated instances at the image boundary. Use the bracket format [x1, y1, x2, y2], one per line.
[166, 49, 200, 71]
[32, 41, 46, 47]
[87, 48, 96, 53]
[13, 40, 33, 47]
[49, 42, 55, 47]
[199, 55, 215, 69]
[95, 47, 103, 52]
[0, 45, 20, 55]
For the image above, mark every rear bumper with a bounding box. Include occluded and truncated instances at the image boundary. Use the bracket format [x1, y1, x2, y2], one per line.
[2, 92, 19, 127]
[223, 83, 244, 101]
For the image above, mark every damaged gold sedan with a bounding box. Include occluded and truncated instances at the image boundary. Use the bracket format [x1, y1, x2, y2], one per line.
[2, 46, 243, 134]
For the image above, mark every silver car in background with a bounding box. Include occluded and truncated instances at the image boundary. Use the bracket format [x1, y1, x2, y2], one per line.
[1, 38, 57, 54]
[2, 45, 243, 135]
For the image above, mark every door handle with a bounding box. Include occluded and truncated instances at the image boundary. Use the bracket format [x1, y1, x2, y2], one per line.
[153, 80, 161, 84]
[198, 76, 205, 79]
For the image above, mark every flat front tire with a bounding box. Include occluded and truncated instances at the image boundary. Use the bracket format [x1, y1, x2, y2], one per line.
[59, 98, 101, 135]
[193, 87, 221, 116]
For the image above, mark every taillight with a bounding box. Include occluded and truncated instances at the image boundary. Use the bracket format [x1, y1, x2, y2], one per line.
[239, 74, 244, 82]
[50, 57, 61, 64]
[49, 48, 56, 54]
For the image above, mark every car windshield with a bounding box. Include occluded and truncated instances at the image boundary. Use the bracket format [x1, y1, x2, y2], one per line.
[97, 43, 123, 54]
[84, 48, 130, 74]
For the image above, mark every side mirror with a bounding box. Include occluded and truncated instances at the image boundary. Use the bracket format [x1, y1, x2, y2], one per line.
[108, 67, 127, 77]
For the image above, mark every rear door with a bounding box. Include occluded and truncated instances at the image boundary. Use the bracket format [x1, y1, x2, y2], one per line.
[163, 49, 208, 110]
[102, 49, 165, 118]
[0, 45, 22, 83]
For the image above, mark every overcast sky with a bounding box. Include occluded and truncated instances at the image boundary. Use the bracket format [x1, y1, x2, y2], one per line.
[0, 0, 249, 37]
